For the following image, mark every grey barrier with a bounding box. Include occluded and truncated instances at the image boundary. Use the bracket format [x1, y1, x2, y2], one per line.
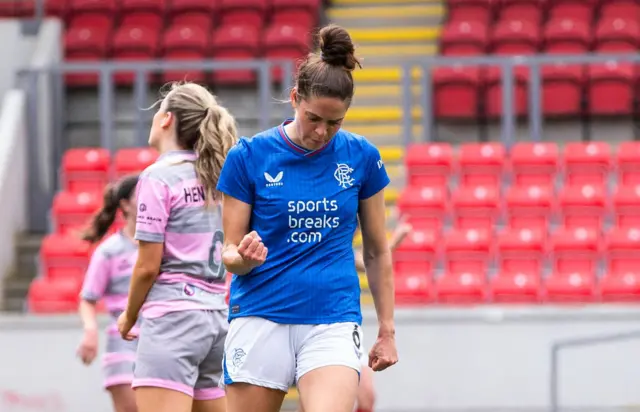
[401, 53, 640, 148]
[15, 59, 295, 232]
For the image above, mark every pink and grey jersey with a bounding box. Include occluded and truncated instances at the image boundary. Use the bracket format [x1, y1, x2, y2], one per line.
[80, 231, 138, 321]
[135, 150, 226, 318]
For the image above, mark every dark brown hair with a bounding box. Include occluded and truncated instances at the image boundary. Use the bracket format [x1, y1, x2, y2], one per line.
[82, 175, 139, 244]
[159, 82, 238, 205]
[295, 24, 362, 105]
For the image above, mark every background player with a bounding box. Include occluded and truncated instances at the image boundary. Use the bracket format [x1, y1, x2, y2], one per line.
[77, 175, 140, 412]
[217, 24, 398, 412]
[116, 82, 237, 412]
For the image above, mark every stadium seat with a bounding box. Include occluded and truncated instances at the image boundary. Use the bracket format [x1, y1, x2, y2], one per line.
[485, 66, 529, 117]
[490, 19, 541, 55]
[46, 0, 67, 17]
[396, 186, 447, 232]
[498, 0, 545, 24]
[447, 0, 492, 24]
[28, 277, 82, 314]
[587, 61, 634, 116]
[600, 0, 640, 20]
[451, 185, 500, 231]
[433, 66, 482, 119]
[395, 273, 433, 305]
[491, 228, 545, 302]
[67, 0, 115, 30]
[120, 0, 165, 30]
[161, 25, 208, 83]
[546, 227, 600, 302]
[616, 141, 640, 185]
[271, 0, 321, 28]
[612, 184, 640, 229]
[39, 233, 92, 282]
[113, 147, 158, 178]
[211, 24, 260, 85]
[458, 143, 505, 188]
[219, 0, 267, 28]
[111, 23, 161, 85]
[541, 63, 585, 117]
[51, 191, 102, 235]
[440, 20, 488, 55]
[510, 142, 559, 187]
[404, 143, 453, 188]
[505, 185, 554, 230]
[437, 229, 491, 303]
[558, 184, 607, 231]
[543, 18, 591, 53]
[563, 142, 612, 188]
[601, 227, 640, 301]
[167, 0, 217, 29]
[393, 230, 438, 276]
[594, 18, 640, 52]
[61, 148, 111, 193]
[548, 0, 595, 21]
[64, 25, 111, 87]
[0, 1, 35, 17]
[264, 23, 312, 82]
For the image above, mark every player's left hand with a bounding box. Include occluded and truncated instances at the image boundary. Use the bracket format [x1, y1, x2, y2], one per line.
[117, 310, 138, 341]
[368, 332, 398, 372]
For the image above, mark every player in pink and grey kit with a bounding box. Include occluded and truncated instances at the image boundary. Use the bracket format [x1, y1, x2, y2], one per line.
[117, 82, 237, 412]
[77, 174, 140, 412]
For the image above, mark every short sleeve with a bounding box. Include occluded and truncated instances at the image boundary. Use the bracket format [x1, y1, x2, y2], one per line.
[135, 174, 170, 243]
[359, 141, 390, 200]
[80, 250, 110, 302]
[217, 141, 254, 205]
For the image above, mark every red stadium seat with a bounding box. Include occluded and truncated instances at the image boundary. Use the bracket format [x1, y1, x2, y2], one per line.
[28, 277, 82, 314]
[563, 141, 612, 187]
[440, 20, 488, 55]
[219, 0, 267, 28]
[437, 228, 491, 303]
[211, 24, 260, 85]
[68, 0, 116, 27]
[485, 66, 529, 118]
[543, 18, 590, 53]
[505, 185, 554, 230]
[120, 0, 165, 30]
[612, 184, 640, 229]
[587, 61, 634, 116]
[558, 184, 607, 231]
[264, 24, 312, 82]
[111, 23, 160, 85]
[167, 0, 216, 29]
[594, 18, 640, 52]
[0, 1, 36, 17]
[271, 0, 321, 28]
[601, 227, 640, 301]
[447, 0, 492, 24]
[113, 147, 158, 178]
[491, 228, 545, 302]
[548, 0, 595, 21]
[616, 141, 640, 185]
[64, 25, 111, 87]
[491, 19, 541, 55]
[40, 233, 92, 282]
[161, 25, 208, 83]
[433, 66, 482, 119]
[542, 63, 585, 117]
[499, 0, 544, 24]
[52, 191, 102, 235]
[395, 273, 433, 305]
[396, 186, 447, 232]
[451, 185, 500, 231]
[46, 0, 67, 16]
[546, 227, 600, 302]
[600, 0, 640, 20]
[393, 230, 438, 278]
[458, 143, 505, 188]
[404, 143, 453, 188]
[510, 142, 559, 187]
[61, 148, 111, 193]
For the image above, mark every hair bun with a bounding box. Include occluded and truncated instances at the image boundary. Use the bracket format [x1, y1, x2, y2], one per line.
[318, 24, 361, 71]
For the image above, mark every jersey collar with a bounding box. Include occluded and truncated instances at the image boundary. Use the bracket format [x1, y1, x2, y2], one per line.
[277, 119, 336, 158]
[157, 150, 197, 163]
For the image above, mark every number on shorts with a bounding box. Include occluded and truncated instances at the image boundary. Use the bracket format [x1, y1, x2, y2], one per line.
[208, 230, 226, 281]
[352, 324, 361, 349]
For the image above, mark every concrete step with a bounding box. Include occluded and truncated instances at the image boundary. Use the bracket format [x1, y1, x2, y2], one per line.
[347, 105, 421, 123]
[344, 123, 423, 146]
[15, 233, 43, 278]
[329, 4, 443, 27]
[332, 0, 442, 5]
[348, 26, 440, 44]
[354, 66, 423, 83]
[354, 84, 423, 106]
[356, 43, 437, 66]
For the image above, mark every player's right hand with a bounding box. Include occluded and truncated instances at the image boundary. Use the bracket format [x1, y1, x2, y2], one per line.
[237, 231, 268, 268]
[77, 328, 98, 365]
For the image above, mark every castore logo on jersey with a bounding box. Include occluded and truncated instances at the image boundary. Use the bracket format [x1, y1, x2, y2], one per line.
[264, 171, 284, 187]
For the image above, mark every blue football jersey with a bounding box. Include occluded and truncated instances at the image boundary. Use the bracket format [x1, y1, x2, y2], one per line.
[216, 120, 390, 324]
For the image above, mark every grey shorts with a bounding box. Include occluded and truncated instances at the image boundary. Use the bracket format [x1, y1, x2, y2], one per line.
[132, 309, 229, 400]
[103, 333, 138, 389]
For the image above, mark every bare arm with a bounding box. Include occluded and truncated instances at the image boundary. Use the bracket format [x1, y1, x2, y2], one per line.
[125, 241, 162, 320]
[78, 299, 98, 332]
[359, 190, 395, 336]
